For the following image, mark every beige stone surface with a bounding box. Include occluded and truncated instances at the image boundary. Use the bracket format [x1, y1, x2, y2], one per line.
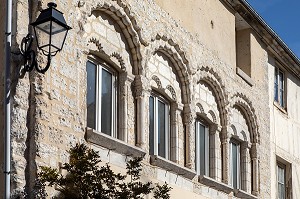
[1, 0, 300, 198]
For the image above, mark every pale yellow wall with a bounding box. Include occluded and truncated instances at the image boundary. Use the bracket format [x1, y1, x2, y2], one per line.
[236, 29, 251, 76]
[154, 0, 236, 67]
[268, 54, 300, 198]
[250, 32, 267, 84]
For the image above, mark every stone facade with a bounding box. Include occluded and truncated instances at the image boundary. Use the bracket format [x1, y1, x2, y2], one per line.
[0, 0, 300, 198]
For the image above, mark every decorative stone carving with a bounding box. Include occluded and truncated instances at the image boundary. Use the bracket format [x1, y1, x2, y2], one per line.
[87, 2, 143, 75]
[151, 75, 162, 89]
[152, 34, 189, 66]
[134, 75, 149, 99]
[197, 67, 228, 127]
[166, 85, 176, 101]
[111, 52, 126, 71]
[196, 103, 205, 114]
[208, 110, 217, 124]
[231, 93, 259, 143]
[88, 37, 105, 54]
[147, 37, 191, 104]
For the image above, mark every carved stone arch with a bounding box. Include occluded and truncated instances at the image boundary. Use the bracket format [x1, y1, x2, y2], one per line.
[145, 37, 191, 104]
[208, 110, 217, 124]
[110, 0, 148, 46]
[88, 38, 126, 71]
[152, 34, 190, 68]
[196, 103, 205, 114]
[231, 93, 259, 144]
[230, 124, 238, 136]
[151, 75, 163, 89]
[240, 130, 248, 142]
[196, 67, 228, 128]
[85, 2, 143, 75]
[165, 85, 177, 101]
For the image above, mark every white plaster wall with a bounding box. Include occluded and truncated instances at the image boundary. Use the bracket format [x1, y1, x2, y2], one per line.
[268, 55, 300, 198]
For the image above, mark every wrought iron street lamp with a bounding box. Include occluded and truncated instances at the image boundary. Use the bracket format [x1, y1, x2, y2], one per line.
[21, 2, 72, 73]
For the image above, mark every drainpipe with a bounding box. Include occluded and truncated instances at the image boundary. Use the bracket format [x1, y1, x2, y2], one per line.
[4, 0, 12, 198]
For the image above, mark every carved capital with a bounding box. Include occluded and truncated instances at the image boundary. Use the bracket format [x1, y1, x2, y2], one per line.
[183, 104, 195, 125]
[134, 75, 149, 99]
[119, 72, 128, 98]
[220, 127, 229, 144]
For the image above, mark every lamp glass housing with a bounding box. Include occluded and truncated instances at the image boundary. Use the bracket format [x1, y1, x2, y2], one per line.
[34, 20, 69, 56]
[31, 2, 71, 56]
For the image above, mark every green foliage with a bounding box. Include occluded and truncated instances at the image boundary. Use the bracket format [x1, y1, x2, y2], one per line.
[36, 143, 172, 199]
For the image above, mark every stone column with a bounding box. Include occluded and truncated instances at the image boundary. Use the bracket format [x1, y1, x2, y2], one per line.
[118, 72, 128, 142]
[183, 104, 195, 170]
[241, 142, 251, 192]
[221, 127, 230, 184]
[134, 75, 148, 150]
[251, 143, 259, 196]
[170, 104, 182, 163]
[210, 125, 222, 181]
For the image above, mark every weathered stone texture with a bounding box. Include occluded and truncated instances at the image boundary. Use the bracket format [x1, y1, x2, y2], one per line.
[2, 0, 294, 198]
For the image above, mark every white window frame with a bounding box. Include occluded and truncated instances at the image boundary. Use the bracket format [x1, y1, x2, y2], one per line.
[230, 140, 240, 189]
[87, 60, 118, 137]
[274, 66, 285, 108]
[195, 120, 209, 176]
[149, 94, 170, 160]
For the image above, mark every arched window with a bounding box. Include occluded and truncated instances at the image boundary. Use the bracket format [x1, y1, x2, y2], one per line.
[86, 60, 118, 137]
[195, 120, 209, 176]
[230, 139, 241, 189]
[149, 93, 170, 159]
[229, 107, 253, 194]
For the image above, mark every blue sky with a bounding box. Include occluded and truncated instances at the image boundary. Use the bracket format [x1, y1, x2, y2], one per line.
[246, 0, 300, 58]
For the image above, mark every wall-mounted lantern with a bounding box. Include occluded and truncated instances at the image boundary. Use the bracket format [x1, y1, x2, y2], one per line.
[21, 2, 72, 74]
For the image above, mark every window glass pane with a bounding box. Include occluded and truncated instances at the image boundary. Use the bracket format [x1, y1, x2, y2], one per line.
[279, 90, 284, 107]
[86, 62, 96, 129]
[232, 143, 238, 189]
[277, 165, 285, 199]
[199, 123, 206, 175]
[274, 68, 278, 101]
[280, 184, 285, 199]
[274, 82, 278, 101]
[279, 71, 284, 89]
[279, 71, 284, 107]
[101, 68, 113, 135]
[149, 96, 154, 155]
[158, 100, 166, 158]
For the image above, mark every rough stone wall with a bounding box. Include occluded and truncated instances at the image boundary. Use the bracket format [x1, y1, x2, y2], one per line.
[4, 0, 271, 198]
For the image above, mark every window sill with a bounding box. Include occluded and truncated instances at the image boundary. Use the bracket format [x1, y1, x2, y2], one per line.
[85, 128, 146, 158]
[273, 101, 288, 115]
[150, 155, 196, 180]
[234, 189, 258, 199]
[199, 175, 233, 194]
[236, 67, 254, 86]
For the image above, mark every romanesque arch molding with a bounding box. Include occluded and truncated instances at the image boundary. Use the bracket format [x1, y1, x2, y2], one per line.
[196, 103, 205, 114]
[145, 37, 191, 104]
[195, 67, 228, 127]
[151, 34, 189, 67]
[166, 85, 177, 101]
[151, 75, 163, 89]
[83, 1, 143, 75]
[231, 93, 259, 143]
